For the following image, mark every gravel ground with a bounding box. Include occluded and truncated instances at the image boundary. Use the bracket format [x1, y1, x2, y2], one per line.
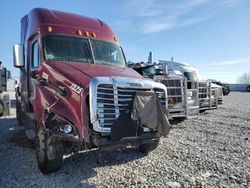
[0, 92, 249, 188]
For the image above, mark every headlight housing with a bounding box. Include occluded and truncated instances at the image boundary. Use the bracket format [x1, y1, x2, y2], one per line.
[44, 111, 79, 139]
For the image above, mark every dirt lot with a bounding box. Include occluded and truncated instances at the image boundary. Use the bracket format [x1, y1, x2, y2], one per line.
[0, 92, 249, 188]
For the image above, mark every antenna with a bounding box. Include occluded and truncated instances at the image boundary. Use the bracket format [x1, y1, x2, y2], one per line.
[148, 52, 153, 64]
[170, 57, 174, 71]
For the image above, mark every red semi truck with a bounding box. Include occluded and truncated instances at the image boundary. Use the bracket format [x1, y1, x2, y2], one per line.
[13, 8, 170, 174]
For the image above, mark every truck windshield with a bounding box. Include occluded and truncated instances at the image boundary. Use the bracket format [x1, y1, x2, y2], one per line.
[142, 65, 156, 77]
[43, 35, 126, 67]
[90, 39, 126, 67]
[43, 35, 92, 63]
[196, 71, 206, 81]
[184, 72, 198, 81]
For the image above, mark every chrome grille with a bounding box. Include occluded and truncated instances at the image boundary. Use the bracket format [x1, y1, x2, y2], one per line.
[198, 82, 208, 99]
[160, 79, 183, 105]
[217, 87, 223, 97]
[211, 89, 216, 96]
[96, 84, 165, 128]
[153, 88, 166, 107]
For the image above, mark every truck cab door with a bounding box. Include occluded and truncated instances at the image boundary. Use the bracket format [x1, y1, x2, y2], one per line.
[20, 35, 40, 114]
[18, 36, 41, 138]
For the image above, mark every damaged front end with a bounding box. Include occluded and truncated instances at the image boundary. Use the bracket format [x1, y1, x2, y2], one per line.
[43, 110, 80, 141]
[89, 77, 171, 148]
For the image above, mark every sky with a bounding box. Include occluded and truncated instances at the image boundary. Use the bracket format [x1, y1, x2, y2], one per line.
[0, 0, 249, 83]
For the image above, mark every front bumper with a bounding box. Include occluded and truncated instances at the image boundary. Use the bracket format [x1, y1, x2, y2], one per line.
[90, 131, 160, 149]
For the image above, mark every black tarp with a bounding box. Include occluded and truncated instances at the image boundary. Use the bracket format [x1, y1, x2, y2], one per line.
[131, 91, 171, 137]
[111, 91, 171, 141]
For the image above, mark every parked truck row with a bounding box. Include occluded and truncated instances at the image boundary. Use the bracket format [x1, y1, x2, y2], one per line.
[129, 53, 225, 120]
[13, 8, 231, 174]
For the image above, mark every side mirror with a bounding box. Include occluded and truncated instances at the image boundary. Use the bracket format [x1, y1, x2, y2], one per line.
[13, 44, 24, 68]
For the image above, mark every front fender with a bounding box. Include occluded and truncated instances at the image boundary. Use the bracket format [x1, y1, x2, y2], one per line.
[31, 85, 90, 141]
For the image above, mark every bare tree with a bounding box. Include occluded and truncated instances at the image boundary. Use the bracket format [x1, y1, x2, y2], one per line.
[236, 73, 250, 84]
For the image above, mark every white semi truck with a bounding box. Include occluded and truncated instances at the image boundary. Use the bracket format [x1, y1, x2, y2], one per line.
[130, 54, 199, 119]
[158, 58, 223, 110]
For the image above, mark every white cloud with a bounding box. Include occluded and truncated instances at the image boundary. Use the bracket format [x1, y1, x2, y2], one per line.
[223, 0, 239, 7]
[127, 0, 163, 17]
[211, 58, 250, 65]
[143, 15, 211, 33]
[125, 0, 240, 34]
[112, 19, 132, 31]
[143, 22, 173, 33]
[135, 0, 210, 33]
[175, 0, 209, 10]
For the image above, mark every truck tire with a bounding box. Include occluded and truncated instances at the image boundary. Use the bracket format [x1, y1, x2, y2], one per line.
[0, 100, 5, 117]
[35, 128, 63, 174]
[246, 85, 250, 92]
[223, 88, 228, 95]
[16, 99, 23, 126]
[138, 139, 159, 154]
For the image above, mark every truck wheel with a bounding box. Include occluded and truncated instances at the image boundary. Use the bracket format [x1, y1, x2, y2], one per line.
[246, 85, 250, 92]
[16, 100, 23, 126]
[0, 100, 5, 117]
[138, 139, 159, 154]
[223, 88, 229, 95]
[35, 128, 63, 174]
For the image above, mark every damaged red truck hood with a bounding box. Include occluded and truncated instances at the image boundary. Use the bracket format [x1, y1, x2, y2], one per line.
[46, 61, 143, 85]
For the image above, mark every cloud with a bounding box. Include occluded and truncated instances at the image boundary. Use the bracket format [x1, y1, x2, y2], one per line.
[142, 15, 211, 33]
[143, 22, 173, 33]
[134, 0, 210, 33]
[125, 0, 240, 34]
[211, 58, 250, 66]
[223, 0, 239, 7]
[112, 19, 132, 31]
[175, 0, 209, 10]
[127, 0, 163, 17]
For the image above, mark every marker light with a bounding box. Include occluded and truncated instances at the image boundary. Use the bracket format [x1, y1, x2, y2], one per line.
[84, 31, 89, 37]
[91, 32, 96, 38]
[48, 26, 53, 32]
[114, 37, 117, 42]
[77, 30, 82, 36]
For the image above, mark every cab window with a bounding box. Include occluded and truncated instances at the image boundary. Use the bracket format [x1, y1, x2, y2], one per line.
[32, 41, 39, 68]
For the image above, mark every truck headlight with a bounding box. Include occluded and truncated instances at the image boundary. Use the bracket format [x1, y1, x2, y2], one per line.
[60, 124, 73, 134]
[44, 111, 78, 138]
